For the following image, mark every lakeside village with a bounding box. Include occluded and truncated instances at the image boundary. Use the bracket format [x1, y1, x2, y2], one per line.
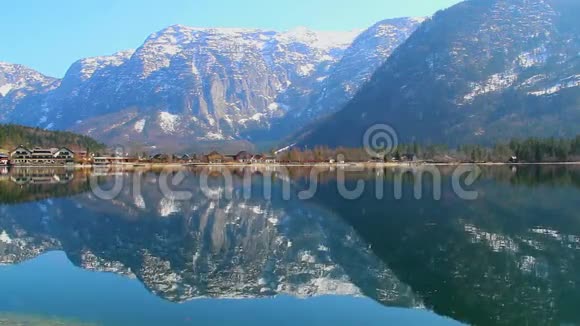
[0, 145, 427, 168]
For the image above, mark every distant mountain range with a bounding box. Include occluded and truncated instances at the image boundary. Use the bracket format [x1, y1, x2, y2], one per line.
[0, 18, 423, 151]
[2, 0, 578, 151]
[297, 0, 580, 147]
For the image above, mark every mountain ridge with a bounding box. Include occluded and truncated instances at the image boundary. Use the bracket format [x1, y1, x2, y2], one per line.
[297, 0, 580, 148]
[0, 18, 424, 151]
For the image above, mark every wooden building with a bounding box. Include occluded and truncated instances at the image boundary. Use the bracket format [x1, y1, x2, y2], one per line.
[205, 151, 225, 164]
[9, 146, 75, 166]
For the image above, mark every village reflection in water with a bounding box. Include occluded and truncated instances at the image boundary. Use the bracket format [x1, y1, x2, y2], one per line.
[0, 165, 579, 325]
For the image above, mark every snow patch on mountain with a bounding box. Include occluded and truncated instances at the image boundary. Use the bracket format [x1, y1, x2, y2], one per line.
[275, 27, 362, 50]
[528, 75, 580, 96]
[463, 72, 518, 103]
[203, 131, 226, 141]
[134, 119, 146, 133]
[0, 84, 13, 96]
[238, 113, 266, 125]
[158, 112, 180, 133]
[409, 17, 428, 24]
[77, 50, 135, 80]
[275, 143, 295, 154]
[520, 74, 547, 87]
[517, 46, 548, 68]
[298, 64, 315, 76]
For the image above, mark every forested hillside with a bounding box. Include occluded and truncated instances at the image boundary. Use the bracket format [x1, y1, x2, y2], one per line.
[0, 124, 106, 152]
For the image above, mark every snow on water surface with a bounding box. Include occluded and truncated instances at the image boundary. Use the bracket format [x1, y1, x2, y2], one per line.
[0, 230, 12, 244]
[158, 197, 180, 217]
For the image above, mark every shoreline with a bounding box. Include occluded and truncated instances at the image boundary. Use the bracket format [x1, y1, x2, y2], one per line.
[5, 161, 580, 169]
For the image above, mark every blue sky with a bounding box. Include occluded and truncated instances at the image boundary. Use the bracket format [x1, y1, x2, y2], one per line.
[1, 0, 461, 77]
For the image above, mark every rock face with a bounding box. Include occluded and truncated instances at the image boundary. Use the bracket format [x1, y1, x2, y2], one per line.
[298, 0, 580, 148]
[0, 19, 423, 150]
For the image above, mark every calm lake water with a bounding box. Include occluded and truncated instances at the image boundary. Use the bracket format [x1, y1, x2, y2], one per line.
[0, 165, 579, 325]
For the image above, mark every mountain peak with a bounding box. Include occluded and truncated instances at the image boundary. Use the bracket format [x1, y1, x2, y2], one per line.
[0, 62, 59, 98]
[70, 49, 135, 81]
[0, 61, 55, 79]
[277, 27, 363, 50]
[171, 24, 264, 32]
[146, 24, 362, 51]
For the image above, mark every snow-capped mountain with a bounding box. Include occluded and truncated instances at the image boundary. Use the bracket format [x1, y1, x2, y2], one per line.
[0, 19, 423, 150]
[0, 62, 59, 120]
[300, 17, 427, 119]
[263, 17, 425, 141]
[298, 0, 580, 147]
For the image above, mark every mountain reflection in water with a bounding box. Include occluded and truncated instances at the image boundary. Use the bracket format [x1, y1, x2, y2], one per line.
[0, 165, 579, 326]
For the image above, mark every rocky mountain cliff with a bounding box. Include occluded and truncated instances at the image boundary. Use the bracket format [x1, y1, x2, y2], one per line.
[0, 19, 422, 151]
[297, 0, 580, 148]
